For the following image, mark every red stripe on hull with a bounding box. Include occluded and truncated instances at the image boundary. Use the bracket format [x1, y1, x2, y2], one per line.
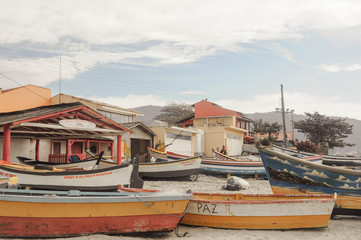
[0, 214, 182, 237]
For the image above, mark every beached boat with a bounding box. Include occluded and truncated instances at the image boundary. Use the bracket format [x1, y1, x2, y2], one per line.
[147, 147, 189, 161]
[0, 176, 17, 189]
[200, 150, 266, 177]
[16, 155, 99, 169]
[273, 144, 361, 163]
[200, 156, 266, 177]
[0, 153, 134, 191]
[200, 149, 322, 177]
[101, 155, 202, 181]
[0, 187, 192, 238]
[258, 146, 361, 216]
[181, 192, 336, 229]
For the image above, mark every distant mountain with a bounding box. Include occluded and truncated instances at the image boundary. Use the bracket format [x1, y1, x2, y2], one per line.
[132, 105, 162, 124]
[132, 105, 361, 155]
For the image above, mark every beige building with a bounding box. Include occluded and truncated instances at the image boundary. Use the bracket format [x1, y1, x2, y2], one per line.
[149, 121, 203, 157]
[176, 100, 253, 157]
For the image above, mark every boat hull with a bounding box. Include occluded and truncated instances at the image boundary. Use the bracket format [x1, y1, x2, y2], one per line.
[200, 159, 266, 176]
[16, 156, 98, 168]
[0, 189, 191, 237]
[0, 163, 133, 191]
[102, 156, 202, 180]
[139, 156, 202, 180]
[181, 193, 335, 230]
[258, 146, 361, 215]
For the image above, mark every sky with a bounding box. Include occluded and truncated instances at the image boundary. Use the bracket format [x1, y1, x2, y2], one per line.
[1, 0, 361, 119]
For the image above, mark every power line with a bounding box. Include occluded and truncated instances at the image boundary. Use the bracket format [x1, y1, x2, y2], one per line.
[0, 72, 52, 103]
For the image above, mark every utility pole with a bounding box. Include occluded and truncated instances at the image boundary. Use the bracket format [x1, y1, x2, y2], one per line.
[280, 84, 288, 147]
[59, 53, 62, 104]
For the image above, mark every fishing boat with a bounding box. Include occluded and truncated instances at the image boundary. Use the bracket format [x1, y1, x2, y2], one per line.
[181, 192, 336, 229]
[16, 155, 99, 169]
[101, 155, 202, 181]
[200, 149, 266, 176]
[200, 149, 322, 177]
[273, 144, 361, 163]
[258, 146, 361, 216]
[0, 187, 192, 238]
[200, 156, 266, 177]
[0, 152, 135, 191]
[0, 176, 17, 189]
[147, 147, 189, 161]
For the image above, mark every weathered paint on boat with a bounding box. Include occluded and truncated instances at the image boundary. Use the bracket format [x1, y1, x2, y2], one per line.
[16, 155, 99, 168]
[200, 158, 266, 176]
[181, 192, 336, 229]
[139, 156, 202, 180]
[0, 160, 133, 191]
[147, 147, 189, 161]
[101, 155, 202, 180]
[0, 188, 191, 237]
[258, 146, 361, 215]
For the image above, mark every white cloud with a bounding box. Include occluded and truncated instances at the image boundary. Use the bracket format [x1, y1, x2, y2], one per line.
[316, 64, 361, 72]
[215, 91, 361, 120]
[1, 0, 361, 87]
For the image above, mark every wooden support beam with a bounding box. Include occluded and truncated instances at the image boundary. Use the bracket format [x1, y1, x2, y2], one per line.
[117, 135, 122, 165]
[2, 125, 11, 162]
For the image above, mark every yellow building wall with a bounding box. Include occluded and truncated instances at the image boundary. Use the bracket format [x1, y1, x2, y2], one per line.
[196, 125, 226, 157]
[149, 126, 166, 148]
[0, 85, 51, 113]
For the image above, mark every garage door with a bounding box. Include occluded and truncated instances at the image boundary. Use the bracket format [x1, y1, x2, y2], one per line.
[166, 132, 192, 156]
[227, 134, 243, 156]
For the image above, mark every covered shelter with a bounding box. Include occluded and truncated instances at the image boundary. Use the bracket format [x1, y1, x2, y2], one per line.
[0, 102, 132, 164]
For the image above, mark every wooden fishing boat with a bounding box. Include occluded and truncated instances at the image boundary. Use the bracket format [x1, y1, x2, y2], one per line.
[16, 155, 99, 169]
[200, 157, 266, 176]
[273, 144, 361, 163]
[0, 176, 18, 189]
[147, 147, 189, 161]
[258, 146, 361, 216]
[147, 147, 169, 161]
[101, 155, 202, 181]
[200, 150, 265, 176]
[0, 153, 134, 191]
[0, 187, 191, 238]
[181, 192, 336, 229]
[200, 150, 322, 177]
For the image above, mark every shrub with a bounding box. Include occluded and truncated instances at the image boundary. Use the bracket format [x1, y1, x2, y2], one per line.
[296, 141, 318, 153]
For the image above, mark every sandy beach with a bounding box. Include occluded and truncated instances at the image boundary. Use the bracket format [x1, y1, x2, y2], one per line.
[16, 174, 361, 240]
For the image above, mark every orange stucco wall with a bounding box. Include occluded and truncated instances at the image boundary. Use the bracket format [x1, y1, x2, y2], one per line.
[0, 85, 51, 113]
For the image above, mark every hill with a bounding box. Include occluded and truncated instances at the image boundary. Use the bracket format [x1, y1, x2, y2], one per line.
[132, 105, 361, 155]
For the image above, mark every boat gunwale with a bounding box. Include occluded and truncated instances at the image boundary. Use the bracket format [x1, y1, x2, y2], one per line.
[0, 162, 131, 176]
[139, 156, 202, 166]
[260, 146, 361, 176]
[191, 192, 336, 204]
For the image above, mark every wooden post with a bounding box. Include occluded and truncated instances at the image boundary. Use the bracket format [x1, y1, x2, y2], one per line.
[117, 135, 122, 165]
[66, 139, 70, 163]
[35, 139, 40, 161]
[2, 124, 11, 162]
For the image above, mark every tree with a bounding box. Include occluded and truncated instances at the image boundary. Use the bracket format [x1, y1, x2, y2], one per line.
[252, 119, 281, 143]
[154, 102, 193, 124]
[294, 112, 354, 149]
